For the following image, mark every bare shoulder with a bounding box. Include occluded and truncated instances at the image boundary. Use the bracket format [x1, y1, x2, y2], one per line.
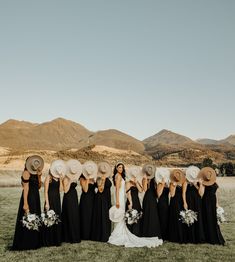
[22, 170, 30, 180]
[116, 174, 122, 183]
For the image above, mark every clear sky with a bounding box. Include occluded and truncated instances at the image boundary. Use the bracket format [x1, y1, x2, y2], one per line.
[0, 0, 234, 141]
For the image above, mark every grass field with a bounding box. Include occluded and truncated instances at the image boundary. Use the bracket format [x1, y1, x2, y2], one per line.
[0, 179, 235, 262]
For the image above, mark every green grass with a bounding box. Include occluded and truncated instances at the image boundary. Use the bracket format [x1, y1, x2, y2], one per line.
[0, 187, 234, 262]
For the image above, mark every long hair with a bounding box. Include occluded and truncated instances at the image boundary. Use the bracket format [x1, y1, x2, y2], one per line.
[112, 163, 126, 186]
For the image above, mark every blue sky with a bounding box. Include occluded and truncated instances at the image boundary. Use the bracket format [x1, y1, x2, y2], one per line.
[0, 0, 234, 140]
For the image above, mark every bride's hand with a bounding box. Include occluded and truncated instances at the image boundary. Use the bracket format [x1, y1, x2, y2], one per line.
[116, 203, 120, 209]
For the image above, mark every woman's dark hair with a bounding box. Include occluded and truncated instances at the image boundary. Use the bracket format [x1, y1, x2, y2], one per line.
[112, 163, 126, 186]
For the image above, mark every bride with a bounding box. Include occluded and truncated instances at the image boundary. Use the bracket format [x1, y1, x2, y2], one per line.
[108, 162, 163, 248]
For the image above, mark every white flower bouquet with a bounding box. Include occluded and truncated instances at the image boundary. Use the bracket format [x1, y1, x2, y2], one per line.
[21, 213, 41, 231]
[217, 206, 226, 225]
[179, 209, 198, 227]
[124, 209, 143, 225]
[41, 209, 61, 227]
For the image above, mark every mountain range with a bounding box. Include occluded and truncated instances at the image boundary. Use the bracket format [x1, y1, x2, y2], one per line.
[0, 118, 234, 164]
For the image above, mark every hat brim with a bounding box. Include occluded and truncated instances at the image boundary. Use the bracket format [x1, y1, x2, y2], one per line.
[170, 169, 186, 184]
[50, 160, 67, 178]
[109, 206, 125, 222]
[82, 161, 98, 179]
[198, 167, 216, 186]
[66, 160, 82, 181]
[26, 155, 44, 175]
[97, 162, 112, 178]
[142, 164, 156, 179]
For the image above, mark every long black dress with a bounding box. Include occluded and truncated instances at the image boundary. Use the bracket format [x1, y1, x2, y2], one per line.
[42, 178, 62, 247]
[185, 183, 205, 243]
[126, 186, 142, 237]
[202, 183, 225, 245]
[168, 185, 185, 243]
[157, 187, 169, 241]
[91, 178, 112, 242]
[61, 182, 81, 243]
[80, 177, 95, 240]
[12, 174, 41, 250]
[142, 178, 162, 238]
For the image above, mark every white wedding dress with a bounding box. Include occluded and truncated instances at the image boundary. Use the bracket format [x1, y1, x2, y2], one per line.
[108, 178, 163, 248]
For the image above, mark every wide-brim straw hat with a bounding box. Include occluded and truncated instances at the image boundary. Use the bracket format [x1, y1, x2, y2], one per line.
[126, 165, 141, 182]
[50, 159, 67, 178]
[26, 155, 44, 175]
[186, 166, 200, 183]
[66, 159, 82, 181]
[97, 161, 112, 178]
[199, 167, 216, 186]
[82, 161, 98, 179]
[142, 164, 156, 179]
[155, 167, 170, 185]
[170, 169, 186, 184]
[109, 206, 125, 223]
[50, 160, 67, 178]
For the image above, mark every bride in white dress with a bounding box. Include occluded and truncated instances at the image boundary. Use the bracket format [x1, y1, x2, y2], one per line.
[108, 163, 163, 248]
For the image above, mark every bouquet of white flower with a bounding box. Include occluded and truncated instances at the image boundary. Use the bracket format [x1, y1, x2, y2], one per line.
[124, 209, 143, 225]
[217, 206, 226, 225]
[41, 209, 61, 227]
[21, 213, 41, 231]
[179, 209, 198, 227]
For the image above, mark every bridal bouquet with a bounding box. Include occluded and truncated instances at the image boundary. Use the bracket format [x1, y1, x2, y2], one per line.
[41, 209, 61, 227]
[179, 209, 198, 227]
[124, 209, 143, 225]
[21, 213, 41, 231]
[217, 206, 226, 225]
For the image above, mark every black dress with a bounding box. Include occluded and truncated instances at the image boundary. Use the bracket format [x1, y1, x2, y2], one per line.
[202, 183, 225, 245]
[184, 183, 205, 243]
[126, 186, 142, 237]
[80, 178, 95, 240]
[12, 174, 41, 250]
[157, 187, 169, 241]
[91, 178, 112, 242]
[61, 182, 81, 243]
[42, 178, 62, 247]
[168, 185, 185, 243]
[142, 178, 162, 238]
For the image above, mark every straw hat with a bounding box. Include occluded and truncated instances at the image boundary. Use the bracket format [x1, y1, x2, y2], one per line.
[66, 159, 82, 181]
[127, 165, 141, 182]
[26, 155, 44, 175]
[170, 169, 186, 184]
[186, 166, 200, 183]
[50, 160, 67, 178]
[155, 167, 170, 185]
[199, 167, 216, 186]
[142, 164, 156, 179]
[97, 162, 112, 178]
[82, 161, 98, 179]
[109, 206, 125, 223]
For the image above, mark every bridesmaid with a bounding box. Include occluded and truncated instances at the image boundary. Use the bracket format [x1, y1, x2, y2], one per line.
[42, 160, 66, 247]
[61, 159, 82, 243]
[12, 155, 44, 250]
[200, 167, 225, 245]
[91, 162, 112, 242]
[79, 161, 97, 240]
[141, 164, 162, 238]
[168, 169, 186, 243]
[183, 166, 205, 244]
[155, 167, 170, 241]
[125, 166, 143, 237]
